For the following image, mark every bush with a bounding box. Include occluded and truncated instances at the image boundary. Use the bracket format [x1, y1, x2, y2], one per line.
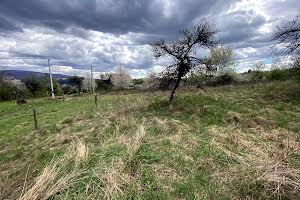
[267, 69, 284, 81]
[185, 74, 208, 86]
[216, 73, 235, 85]
[290, 67, 300, 80]
[61, 84, 72, 94]
[265, 68, 300, 81]
[205, 73, 236, 86]
[250, 71, 265, 81]
[0, 83, 10, 100]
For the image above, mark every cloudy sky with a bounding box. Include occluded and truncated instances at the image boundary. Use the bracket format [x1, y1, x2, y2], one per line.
[0, 0, 299, 78]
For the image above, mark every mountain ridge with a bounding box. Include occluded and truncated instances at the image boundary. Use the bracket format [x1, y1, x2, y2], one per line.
[0, 70, 71, 80]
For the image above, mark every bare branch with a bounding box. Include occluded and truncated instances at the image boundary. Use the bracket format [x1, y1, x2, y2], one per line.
[152, 18, 218, 101]
[273, 15, 300, 55]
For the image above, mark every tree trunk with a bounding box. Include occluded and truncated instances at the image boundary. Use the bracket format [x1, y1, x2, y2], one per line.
[77, 86, 81, 95]
[169, 76, 182, 102]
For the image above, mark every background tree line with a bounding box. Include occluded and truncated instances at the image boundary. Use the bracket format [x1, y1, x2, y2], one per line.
[1, 14, 299, 101]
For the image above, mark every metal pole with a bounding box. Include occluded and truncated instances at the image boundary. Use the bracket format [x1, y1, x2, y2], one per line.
[91, 65, 94, 94]
[48, 59, 55, 99]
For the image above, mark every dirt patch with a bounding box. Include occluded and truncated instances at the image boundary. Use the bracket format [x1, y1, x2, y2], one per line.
[227, 112, 275, 129]
[253, 117, 275, 128]
[261, 93, 289, 102]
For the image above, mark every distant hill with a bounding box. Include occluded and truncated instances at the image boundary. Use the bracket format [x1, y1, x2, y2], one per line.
[0, 70, 70, 80]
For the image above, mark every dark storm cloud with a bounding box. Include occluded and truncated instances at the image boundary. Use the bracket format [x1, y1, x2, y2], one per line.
[0, 0, 235, 36]
[0, 0, 299, 76]
[0, 15, 22, 33]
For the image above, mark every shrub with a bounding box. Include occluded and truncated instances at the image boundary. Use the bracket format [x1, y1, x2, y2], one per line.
[0, 83, 10, 100]
[265, 68, 300, 81]
[216, 73, 235, 85]
[290, 67, 300, 80]
[250, 70, 264, 81]
[267, 69, 284, 81]
[61, 84, 72, 94]
[206, 73, 236, 86]
[185, 74, 208, 86]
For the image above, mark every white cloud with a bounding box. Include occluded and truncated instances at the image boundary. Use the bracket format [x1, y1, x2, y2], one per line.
[0, 0, 298, 77]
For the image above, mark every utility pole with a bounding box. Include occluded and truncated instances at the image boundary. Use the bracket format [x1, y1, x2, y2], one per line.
[91, 65, 94, 93]
[48, 59, 55, 99]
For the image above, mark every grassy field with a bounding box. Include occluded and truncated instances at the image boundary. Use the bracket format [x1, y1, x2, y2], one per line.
[0, 80, 300, 199]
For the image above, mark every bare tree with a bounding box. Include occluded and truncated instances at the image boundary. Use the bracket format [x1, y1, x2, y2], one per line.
[82, 72, 96, 93]
[293, 56, 300, 68]
[271, 58, 290, 70]
[207, 46, 234, 74]
[145, 71, 160, 90]
[251, 61, 266, 80]
[111, 65, 132, 90]
[274, 15, 300, 55]
[253, 61, 266, 71]
[152, 19, 218, 101]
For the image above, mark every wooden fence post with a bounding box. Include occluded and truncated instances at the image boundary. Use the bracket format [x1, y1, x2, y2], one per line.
[33, 108, 38, 129]
[95, 94, 98, 108]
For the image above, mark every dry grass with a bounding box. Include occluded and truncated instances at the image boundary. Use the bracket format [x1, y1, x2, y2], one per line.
[18, 136, 88, 200]
[19, 158, 80, 200]
[258, 133, 300, 198]
[2, 81, 299, 199]
[208, 125, 300, 198]
[128, 125, 146, 159]
[96, 125, 147, 199]
[153, 117, 168, 129]
[152, 163, 183, 192]
[108, 103, 149, 120]
[99, 159, 130, 199]
[68, 138, 89, 163]
[258, 159, 300, 199]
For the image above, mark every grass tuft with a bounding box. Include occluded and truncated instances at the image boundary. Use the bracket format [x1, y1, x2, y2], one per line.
[19, 158, 80, 200]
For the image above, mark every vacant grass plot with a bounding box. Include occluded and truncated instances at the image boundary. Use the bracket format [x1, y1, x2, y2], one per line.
[0, 80, 300, 199]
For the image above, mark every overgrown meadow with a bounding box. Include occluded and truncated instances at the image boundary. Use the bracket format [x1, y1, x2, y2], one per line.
[0, 80, 300, 199]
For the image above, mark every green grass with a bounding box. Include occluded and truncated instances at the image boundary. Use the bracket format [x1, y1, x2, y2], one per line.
[0, 80, 300, 199]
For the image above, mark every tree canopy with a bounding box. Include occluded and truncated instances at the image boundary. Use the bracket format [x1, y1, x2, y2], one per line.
[23, 76, 45, 98]
[207, 46, 234, 74]
[152, 19, 218, 101]
[68, 76, 84, 95]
